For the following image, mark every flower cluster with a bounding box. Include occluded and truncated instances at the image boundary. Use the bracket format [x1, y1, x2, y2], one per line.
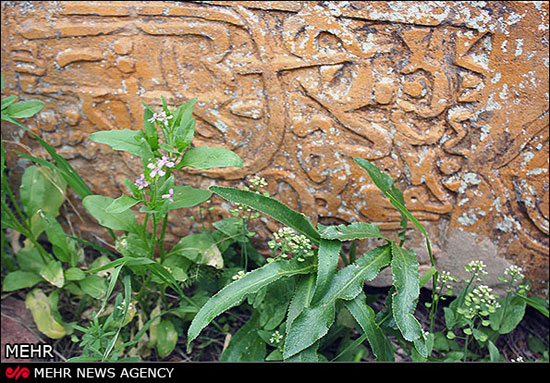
[269, 330, 283, 344]
[268, 227, 314, 262]
[162, 188, 174, 202]
[230, 177, 268, 219]
[459, 284, 501, 320]
[134, 156, 176, 192]
[503, 265, 525, 282]
[436, 270, 458, 296]
[147, 110, 173, 127]
[147, 156, 176, 178]
[247, 176, 268, 191]
[464, 260, 488, 282]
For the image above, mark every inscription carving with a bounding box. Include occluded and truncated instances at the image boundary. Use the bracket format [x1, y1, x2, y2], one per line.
[1, 1, 548, 292]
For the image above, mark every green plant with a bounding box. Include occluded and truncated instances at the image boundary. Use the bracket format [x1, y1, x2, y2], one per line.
[186, 157, 438, 361]
[432, 261, 545, 362]
[67, 95, 245, 361]
[1, 73, 97, 339]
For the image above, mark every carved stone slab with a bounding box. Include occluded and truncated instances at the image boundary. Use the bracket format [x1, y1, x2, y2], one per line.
[1, 1, 548, 293]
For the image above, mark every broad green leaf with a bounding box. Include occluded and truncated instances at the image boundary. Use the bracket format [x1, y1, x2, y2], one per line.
[259, 279, 294, 331]
[5, 100, 44, 118]
[40, 260, 64, 288]
[213, 217, 248, 242]
[1, 94, 17, 110]
[38, 210, 81, 265]
[2, 271, 44, 291]
[187, 258, 315, 347]
[106, 194, 139, 214]
[210, 186, 320, 244]
[344, 293, 394, 361]
[283, 245, 391, 359]
[83, 195, 137, 232]
[89, 129, 145, 157]
[15, 149, 91, 200]
[79, 275, 108, 299]
[65, 267, 85, 281]
[220, 314, 266, 361]
[319, 222, 387, 241]
[20, 165, 66, 218]
[488, 340, 502, 362]
[167, 185, 212, 210]
[16, 246, 47, 273]
[156, 319, 178, 358]
[390, 241, 422, 342]
[168, 233, 217, 264]
[490, 296, 526, 334]
[178, 146, 243, 170]
[25, 289, 66, 339]
[285, 342, 320, 362]
[312, 239, 341, 303]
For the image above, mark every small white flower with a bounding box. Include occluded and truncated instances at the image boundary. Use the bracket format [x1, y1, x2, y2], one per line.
[232, 270, 247, 280]
[269, 330, 283, 344]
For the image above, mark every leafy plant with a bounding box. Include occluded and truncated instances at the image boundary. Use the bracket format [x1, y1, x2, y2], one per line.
[186, 157, 437, 361]
[69, 95, 244, 360]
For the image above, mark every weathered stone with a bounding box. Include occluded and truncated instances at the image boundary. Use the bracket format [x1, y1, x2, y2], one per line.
[1, 1, 548, 294]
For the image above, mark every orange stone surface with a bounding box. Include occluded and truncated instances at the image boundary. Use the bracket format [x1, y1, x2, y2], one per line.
[1, 1, 548, 293]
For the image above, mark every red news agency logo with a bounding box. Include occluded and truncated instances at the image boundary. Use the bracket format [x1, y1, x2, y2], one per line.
[5, 366, 30, 381]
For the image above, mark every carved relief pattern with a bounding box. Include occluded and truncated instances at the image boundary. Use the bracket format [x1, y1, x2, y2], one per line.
[1, 1, 548, 291]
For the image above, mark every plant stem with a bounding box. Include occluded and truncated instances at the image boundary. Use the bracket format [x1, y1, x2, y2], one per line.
[463, 334, 470, 362]
[1, 198, 52, 262]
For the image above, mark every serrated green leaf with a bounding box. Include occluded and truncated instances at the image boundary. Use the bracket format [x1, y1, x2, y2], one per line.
[286, 274, 316, 335]
[178, 146, 243, 170]
[319, 222, 387, 241]
[2, 270, 44, 291]
[187, 258, 315, 347]
[220, 314, 266, 361]
[354, 157, 434, 265]
[390, 241, 422, 342]
[210, 186, 320, 244]
[83, 195, 137, 232]
[283, 245, 391, 359]
[312, 239, 341, 303]
[285, 342, 320, 362]
[344, 293, 394, 361]
[89, 129, 145, 157]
